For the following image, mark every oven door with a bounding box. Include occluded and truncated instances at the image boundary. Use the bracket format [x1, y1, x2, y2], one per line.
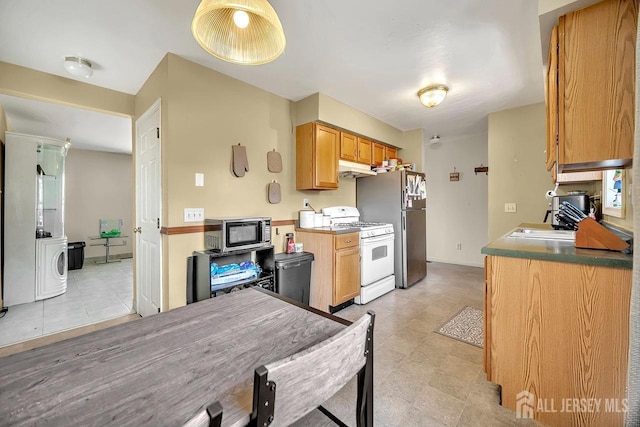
[360, 234, 395, 287]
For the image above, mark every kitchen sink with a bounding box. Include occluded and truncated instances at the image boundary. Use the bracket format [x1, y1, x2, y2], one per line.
[508, 228, 575, 241]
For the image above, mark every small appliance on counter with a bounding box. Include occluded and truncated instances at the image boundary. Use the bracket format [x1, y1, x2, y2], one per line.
[204, 217, 271, 252]
[545, 192, 591, 230]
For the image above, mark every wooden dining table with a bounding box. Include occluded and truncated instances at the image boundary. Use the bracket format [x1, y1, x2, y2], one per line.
[0, 288, 350, 426]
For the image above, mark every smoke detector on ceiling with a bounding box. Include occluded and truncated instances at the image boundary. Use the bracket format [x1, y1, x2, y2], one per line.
[428, 135, 441, 145]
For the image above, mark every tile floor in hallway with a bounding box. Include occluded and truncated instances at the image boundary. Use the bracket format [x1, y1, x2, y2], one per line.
[0, 258, 134, 348]
[295, 262, 539, 427]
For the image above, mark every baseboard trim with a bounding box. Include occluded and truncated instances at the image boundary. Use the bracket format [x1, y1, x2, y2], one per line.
[427, 257, 484, 268]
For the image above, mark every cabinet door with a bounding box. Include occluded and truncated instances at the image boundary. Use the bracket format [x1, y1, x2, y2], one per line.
[357, 137, 372, 165]
[546, 25, 558, 172]
[334, 246, 361, 305]
[340, 132, 357, 162]
[372, 143, 385, 165]
[558, 0, 637, 170]
[385, 146, 398, 160]
[315, 124, 339, 189]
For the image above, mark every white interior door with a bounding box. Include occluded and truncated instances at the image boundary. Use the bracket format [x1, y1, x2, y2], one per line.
[135, 99, 162, 317]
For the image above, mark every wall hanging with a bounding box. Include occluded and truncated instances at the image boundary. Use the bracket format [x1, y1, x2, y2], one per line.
[232, 143, 249, 177]
[268, 180, 281, 204]
[474, 164, 489, 175]
[267, 149, 282, 173]
[449, 167, 460, 181]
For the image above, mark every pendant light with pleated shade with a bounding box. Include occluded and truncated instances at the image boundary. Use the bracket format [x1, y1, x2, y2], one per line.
[192, 0, 286, 65]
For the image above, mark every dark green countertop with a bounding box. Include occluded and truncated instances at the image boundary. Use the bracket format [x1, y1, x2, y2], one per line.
[481, 224, 632, 269]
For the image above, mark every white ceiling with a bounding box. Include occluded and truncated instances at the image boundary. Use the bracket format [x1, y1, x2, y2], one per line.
[0, 0, 545, 153]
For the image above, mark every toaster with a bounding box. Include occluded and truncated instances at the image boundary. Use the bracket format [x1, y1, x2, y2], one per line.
[550, 194, 590, 229]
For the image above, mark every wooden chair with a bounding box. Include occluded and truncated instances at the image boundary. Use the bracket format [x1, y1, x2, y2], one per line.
[250, 310, 375, 426]
[184, 310, 375, 427]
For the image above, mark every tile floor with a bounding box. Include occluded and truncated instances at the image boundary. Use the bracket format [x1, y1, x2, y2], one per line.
[0, 258, 134, 348]
[296, 262, 539, 427]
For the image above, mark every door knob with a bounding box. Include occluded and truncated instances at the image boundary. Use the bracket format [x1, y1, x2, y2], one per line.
[133, 227, 142, 233]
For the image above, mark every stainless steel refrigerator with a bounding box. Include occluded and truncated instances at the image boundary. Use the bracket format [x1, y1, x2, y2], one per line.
[356, 170, 426, 288]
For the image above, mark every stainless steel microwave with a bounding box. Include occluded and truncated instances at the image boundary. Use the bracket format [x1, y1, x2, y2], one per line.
[205, 217, 272, 252]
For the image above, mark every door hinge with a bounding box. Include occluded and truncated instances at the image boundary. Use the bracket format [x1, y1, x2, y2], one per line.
[156, 127, 160, 139]
[157, 218, 160, 229]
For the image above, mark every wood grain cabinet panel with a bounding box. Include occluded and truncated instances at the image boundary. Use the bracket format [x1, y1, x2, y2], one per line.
[356, 137, 372, 165]
[339, 132, 357, 162]
[296, 123, 339, 190]
[297, 231, 360, 312]
[385, 146, 398, 161]
[334, 246, 361, 305]
[555, 0, 637, 172]
[546, 25, 558, 172]
[371, 143, 385, 166]
[485, 255, 631, 426]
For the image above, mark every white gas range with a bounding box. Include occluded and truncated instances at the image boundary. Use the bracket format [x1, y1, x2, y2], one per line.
[322, 207, 396, 304]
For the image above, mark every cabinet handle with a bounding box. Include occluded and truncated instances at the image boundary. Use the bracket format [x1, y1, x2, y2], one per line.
[345, 239, 352, 243]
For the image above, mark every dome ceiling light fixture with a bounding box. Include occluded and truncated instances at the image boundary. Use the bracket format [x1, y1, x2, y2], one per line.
[63, 56, 93, 78]
[417, 85, 449, 108]
[191, 0, 286, 65]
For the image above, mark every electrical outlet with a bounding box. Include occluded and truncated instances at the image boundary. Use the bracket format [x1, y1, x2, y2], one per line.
[303, 198, 310, 208]
[184, 208, 205, 222]
[504, 203, 517, 213]
[456, 243, 462, 250]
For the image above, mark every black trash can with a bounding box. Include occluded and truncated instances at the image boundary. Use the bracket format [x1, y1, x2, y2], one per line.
[68, 241, 86, 270]
[275, 252, 314, 305]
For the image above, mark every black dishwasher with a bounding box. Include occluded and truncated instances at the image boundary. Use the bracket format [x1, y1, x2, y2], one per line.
[274, 252, 314, 305]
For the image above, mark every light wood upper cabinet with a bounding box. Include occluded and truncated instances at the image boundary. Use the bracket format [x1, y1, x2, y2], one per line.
[371, 142, 385, 166]
[296, 123, 339, 190]
[546, 25, 558, 172]
[339, 132, 357, 162]
[356, 137, 372, 165]
[553, 0, 637, 172]
[385, 146, 398, 161]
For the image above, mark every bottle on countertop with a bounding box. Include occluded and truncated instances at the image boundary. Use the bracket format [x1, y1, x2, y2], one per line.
[285, 233, 295, 254]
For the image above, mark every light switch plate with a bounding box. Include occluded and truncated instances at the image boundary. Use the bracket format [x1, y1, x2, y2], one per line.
[504, 203, 517, 213]
[184, 208, 205, 222]
[195, 173, 204, 187]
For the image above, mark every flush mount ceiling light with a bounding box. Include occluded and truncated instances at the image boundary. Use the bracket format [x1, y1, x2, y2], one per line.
[63, 56, 93, 78]
[417, 85, 449, 108]
[191, 0, 286, 65]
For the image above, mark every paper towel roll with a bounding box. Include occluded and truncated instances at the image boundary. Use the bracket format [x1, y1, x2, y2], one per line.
[299, 210, 315, 228]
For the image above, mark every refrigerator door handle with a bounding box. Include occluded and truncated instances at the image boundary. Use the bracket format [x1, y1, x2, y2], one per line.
[402, 214, 406, 231]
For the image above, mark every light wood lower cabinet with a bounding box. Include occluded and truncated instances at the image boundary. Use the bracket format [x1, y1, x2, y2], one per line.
[484, 255, 631, 426]
[296, 231, 360, 312]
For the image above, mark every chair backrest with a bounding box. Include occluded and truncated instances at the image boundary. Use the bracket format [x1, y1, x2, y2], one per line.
[251, 311, 374, 426]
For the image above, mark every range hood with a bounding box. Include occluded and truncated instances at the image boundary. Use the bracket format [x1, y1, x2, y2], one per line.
[338, 160, 377, 178]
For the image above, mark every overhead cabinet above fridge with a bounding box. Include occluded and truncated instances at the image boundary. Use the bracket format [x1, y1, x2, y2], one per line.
[4, 132, 70, 306]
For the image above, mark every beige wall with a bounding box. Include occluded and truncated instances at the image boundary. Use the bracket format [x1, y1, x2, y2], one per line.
[488, 102, 595, 241]
[65, 149, 133, 259]
[0, 61, 134, 117]
[425, 125, 488, 267]
[135, 54, 356, 309]
[293, 92, 425, 170]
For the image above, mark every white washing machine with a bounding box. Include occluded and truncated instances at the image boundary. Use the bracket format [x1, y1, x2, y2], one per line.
[36, 236, 68, 300]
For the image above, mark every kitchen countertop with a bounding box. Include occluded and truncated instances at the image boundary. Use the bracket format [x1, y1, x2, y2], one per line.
[295, 226, 361, 235]
[481, 223, 632, 269]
